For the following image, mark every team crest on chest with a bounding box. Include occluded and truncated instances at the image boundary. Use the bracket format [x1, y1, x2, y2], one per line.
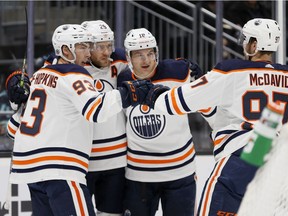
[129, 105, 166, 139]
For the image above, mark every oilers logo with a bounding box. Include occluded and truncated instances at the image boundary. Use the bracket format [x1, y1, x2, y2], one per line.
[94, 79, 114, 92]
[129, 105, 166, 139]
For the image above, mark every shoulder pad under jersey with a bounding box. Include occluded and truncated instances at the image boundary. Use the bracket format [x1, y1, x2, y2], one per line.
[45, 64, 92, 77]
[213, 59, 288, 73]
[153, 59, 189, 81]
[44, 53, 57, 65]
[271, 63, 288, 72]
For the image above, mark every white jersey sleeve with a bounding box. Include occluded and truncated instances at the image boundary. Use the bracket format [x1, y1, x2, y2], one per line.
[155, 70, 225, 114]
[155, 59, 288, 161]
[9, 64, 124, 185]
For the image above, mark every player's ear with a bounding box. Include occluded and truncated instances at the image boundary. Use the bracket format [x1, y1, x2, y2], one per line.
[252, 40, 258, 51]
[62, 45, 71, 57]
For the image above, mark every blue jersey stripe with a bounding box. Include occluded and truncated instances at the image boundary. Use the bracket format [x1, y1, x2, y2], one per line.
[165, 94, 173, 115]
[89, 151, 126, 160]
[82, 96, 97, 116]
[215, 129, 238, 139]
[93, 94, 105, 122]
[92, 133, 126, 144]
[127, 137, 193, 157]
[13, 147, 89, 159]
[201, 107, 217, 118]
[10, 116, 20, 127]
[127, 154, 195, 172]
[12, 164, 87, 174]
[178, 87, 191, 112]
[214, 130, 250, 156]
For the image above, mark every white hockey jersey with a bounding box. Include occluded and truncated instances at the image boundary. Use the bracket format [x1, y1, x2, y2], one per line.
[84, 50, 129, 172]
[7, 63, 123, 185]
[154, 59, 288, 161]
[118, 59, 196, 182]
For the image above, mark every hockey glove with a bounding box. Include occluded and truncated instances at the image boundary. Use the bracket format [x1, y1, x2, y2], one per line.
[118, 80, 153, 108]
[145, 84, 170, 109]
[187, 60, 204, 82]
[5, 71, 30, 107]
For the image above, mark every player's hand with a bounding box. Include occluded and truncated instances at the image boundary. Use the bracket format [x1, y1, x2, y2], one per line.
[145, 84, 170, 109]
[118, 80, 153, 108]
[187, 60, 204, 82]
[5, 71, 30, 106]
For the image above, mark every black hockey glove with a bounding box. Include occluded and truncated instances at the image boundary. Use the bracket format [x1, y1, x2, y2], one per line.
[118, 80, 154, 108]
[6, 71, 30, 106]
[187, 60, 204, 81]
[145, 84, 170, 109]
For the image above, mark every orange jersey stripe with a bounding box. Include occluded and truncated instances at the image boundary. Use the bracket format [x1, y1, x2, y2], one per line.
[86, 97, 102, 120]
[91, 142, 127, 152]
[127, 146, 194, 164]
[8, 124, 16, 135]
[201, 157, 226, 216]
[71, 181, 85, 216]
[199, 107, 212, 113]
[13, 156, 88, 169]
[213, 136, 227, 146]
[171, 87, 185, 115]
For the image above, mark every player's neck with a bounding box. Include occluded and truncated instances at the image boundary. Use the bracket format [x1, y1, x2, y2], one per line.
[251, 53, 273, 64]
[58, 58, 70, 64]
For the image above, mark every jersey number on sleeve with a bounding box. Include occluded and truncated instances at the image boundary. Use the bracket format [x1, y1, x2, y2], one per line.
[73, 80, 96, 95]
[243, 90, 288, 123]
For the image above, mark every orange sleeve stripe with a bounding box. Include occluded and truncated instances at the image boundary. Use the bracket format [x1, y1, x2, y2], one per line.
[8, 125, 16, 135]
[86, 97, 102, 121]
[199, 107, 212, 113]
[13, 156, 88, 169]
[171, 88, 185, 115]
[127, 146, 194, 164]
[213, 136, 227, 146]
[71, 181, 85, 216]
[91, 142, 127, 152]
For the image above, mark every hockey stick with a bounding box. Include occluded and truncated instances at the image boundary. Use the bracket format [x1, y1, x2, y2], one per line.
[4, 5, 28, 211]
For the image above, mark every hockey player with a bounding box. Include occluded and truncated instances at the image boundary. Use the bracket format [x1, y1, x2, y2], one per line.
[117, 28, 203, 216]
[142, 18, 288, 215]
[81, 20, 129, 216]
[5, 24, 150, 216]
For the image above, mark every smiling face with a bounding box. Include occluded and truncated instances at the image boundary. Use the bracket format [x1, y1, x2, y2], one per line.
[130, 48, 157, 80]
[90, 41, 114, 68]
